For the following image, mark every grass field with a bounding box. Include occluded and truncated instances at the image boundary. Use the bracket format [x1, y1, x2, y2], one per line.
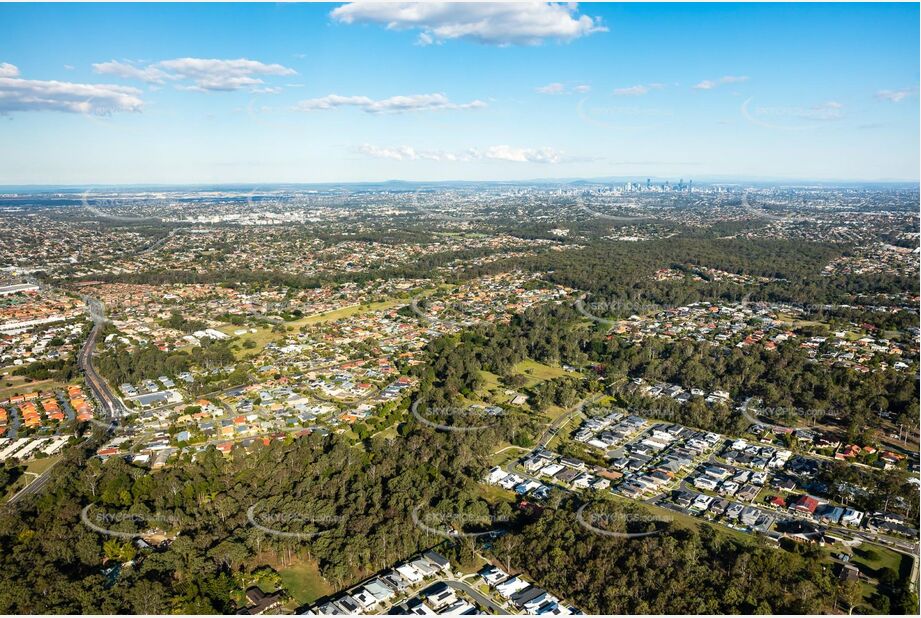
[3, 455, 61, 501]
[850, 544, 904, 578]
[541, 404, 571, 423]
[221, 296, 420, 359]
[511, 359, 580, 387]
[823, 543, 907, 611]
[476, 482, 517, 505]
[475, 370, 509, 403]
[0, 373, 65, 400]
[278, 559, 333, 607]
[370, 423, 399, 440]
[490, 444, 529, 466]
[25, 455, 61, 475]
[604, 493, 762, 545]
[474, 359, 581, 407]
[219, 325, 278, 359]
[289, 297, 409, 328]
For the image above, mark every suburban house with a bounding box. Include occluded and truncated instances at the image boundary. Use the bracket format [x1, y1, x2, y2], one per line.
[791, 495, 820, 516]
[237, 587, 283, 615]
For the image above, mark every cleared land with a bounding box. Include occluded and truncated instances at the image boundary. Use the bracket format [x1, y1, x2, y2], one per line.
[221, 293, 434, 359]
[277, 559, 334, 607]
[0, 373, 65, 400]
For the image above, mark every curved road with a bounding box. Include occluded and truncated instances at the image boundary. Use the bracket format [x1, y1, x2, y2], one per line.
[444, 579, 506, 615]
[538, 393, 603, 448]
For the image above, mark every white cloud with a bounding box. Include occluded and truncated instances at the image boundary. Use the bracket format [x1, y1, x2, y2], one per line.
[875, 88, 914, 103]
[295, 92, 486, 113]
[157, 58, 295, 91]
[330, 2, 607, 46]
[0, 63, 20, 78]
[613, 83, 664, 96]
[536, 82, 590, 95]
[477, 145, 563, 163]
[693, 75, 749, 90]
[0, 64, 143, 115]
[358, 144, 415, 161]
[93, 57, 296, 92]
[93, 60, 172, 84]
[358, 143, 567, 164]
[536, 82, 565, 95]
[358, 144, 460, 161]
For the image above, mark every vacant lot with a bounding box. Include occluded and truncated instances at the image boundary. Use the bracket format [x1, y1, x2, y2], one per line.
[475, 359, 581, 406]
[851, 544, 904, 579]
[278, 559, 334, 607]
[512, 359, 580, 387]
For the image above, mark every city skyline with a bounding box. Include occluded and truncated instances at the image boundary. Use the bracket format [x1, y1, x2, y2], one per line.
[1, 2, 919, 184]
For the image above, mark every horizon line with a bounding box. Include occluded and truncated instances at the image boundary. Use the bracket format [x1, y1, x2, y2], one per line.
[1, 176, 919, 189]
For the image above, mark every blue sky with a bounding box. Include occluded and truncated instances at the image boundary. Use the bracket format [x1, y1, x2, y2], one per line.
[0, 2, 918, 184]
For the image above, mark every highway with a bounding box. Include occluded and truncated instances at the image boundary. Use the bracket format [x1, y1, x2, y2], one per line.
[6, 294, 119, 505]
[76, 295, 125, 423]
[4, 284, 122, 505]
[24, 273, 124, 424]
